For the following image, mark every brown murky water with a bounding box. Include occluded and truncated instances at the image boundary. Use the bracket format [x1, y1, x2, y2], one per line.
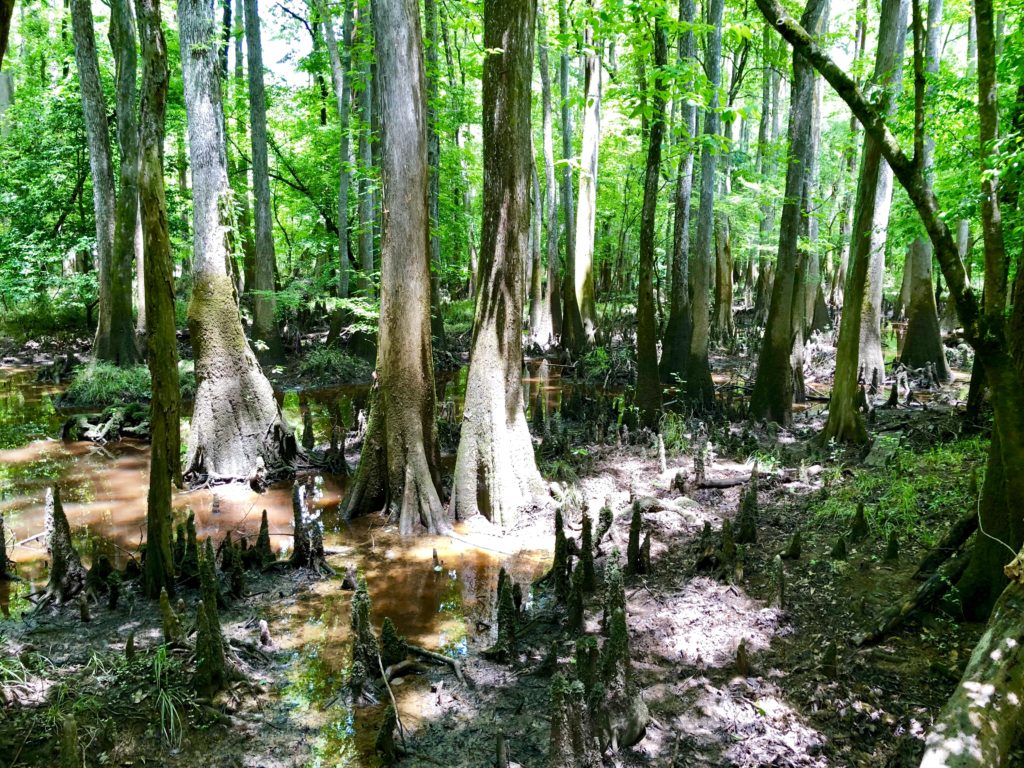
[0, 363, 559, 763]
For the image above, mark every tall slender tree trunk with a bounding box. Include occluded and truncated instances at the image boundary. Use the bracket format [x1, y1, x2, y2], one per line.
[231, 0, 256, 294]
[424, 0, 446, 346]
[529, 154, 553, 346]
[685, 0, 724, 409]
[749, 0, 828, 424]
[537, 0, 561, 341]
[821, 0, 908, 443]
[0, 0, 14, 71]
[712, 214, 735, 342]
[451, 0, 541, 528]
[660, 0, 696, 384]
[316, 0, 352, 299]
[72, 0, 136, 364]
[635, 13, 666, 427]
[243, 0, 282, 360]
[355, 0, 375, 295]
[136, 0, 178, 598]
[178, 0, 295, 483]
[340, 0, 447, 534]
[572, 5, 600, 344]
[557, 0, 584, 352]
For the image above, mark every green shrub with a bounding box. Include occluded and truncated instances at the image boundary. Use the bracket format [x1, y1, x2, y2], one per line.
[61, 362, 197, 408]
[297, 347, 374, 387]
[575, 344, 635, 384]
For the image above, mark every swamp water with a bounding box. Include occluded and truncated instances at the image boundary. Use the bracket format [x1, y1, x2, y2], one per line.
[0, 362, 585, 765]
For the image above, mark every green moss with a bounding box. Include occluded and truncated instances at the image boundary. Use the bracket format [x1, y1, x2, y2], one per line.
[380, 617, 406, 669]
[60, 361, 196, 408]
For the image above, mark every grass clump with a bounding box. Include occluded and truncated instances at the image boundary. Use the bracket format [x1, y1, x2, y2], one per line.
[814, 435, 987, 547]
[297, 347, 373, 387]
[60, 362, 197, 408]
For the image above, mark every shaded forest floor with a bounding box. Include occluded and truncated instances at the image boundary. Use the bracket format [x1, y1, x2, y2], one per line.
[0, 331, 989, 767]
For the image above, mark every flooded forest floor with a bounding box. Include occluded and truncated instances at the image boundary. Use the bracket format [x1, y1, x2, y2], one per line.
[0, 333, 988, 767]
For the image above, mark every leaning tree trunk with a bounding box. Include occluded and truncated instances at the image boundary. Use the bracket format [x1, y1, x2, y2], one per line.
[899, 237, 952, 379]
[685, 0, 724, 410]
[243, 0, 283, 360]
[108, 0, 142, 365]
[820, 0, 908, 444]
[71, 0, 136, 365]
[178, 0, 295, 484]
[659, 0, 697, 384]
[635, 15, 666, 428]
[339, 0, 448, 535]
[572, 4, 600, 345]
[748, 0, 826, 425]
[137, 0, 178, 599]
[451, 0, 542, 530]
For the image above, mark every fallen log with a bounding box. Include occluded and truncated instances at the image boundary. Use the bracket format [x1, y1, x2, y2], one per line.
[406, 642, 466, 685]
[913, 508, 978, 579]
[854, 546, 971, 646]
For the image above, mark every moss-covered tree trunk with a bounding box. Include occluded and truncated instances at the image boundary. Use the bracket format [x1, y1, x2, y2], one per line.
[659, 0, 697, 384]
[340, 0, 447, 535]
[71, 0, 137, 365]
[451, 0, 542, 529]
[685, 0, 723, 410]
[749, 0, 826, 425]
[137, 0, 178, 599]
[635, 16, 666, 428]
[178, 0, 295, 484]
[820, 0, 907, 444]
[243, 0, 283, 361]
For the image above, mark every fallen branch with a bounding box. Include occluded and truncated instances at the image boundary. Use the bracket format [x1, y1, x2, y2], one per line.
[405, 642, 466, 685]
[913, 508, 978, 579]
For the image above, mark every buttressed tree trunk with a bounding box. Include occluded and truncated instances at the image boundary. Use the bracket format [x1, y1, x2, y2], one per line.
[71, 0, 137, 365]
[243, 0, 283, 360]
[108, 0, 142, 365]
[686, 0, 724, 409]
[635, 14, 666, 428]
[451, 0, 542, 529]
[572, 1, 600, 344]
[899, 237, 952, 379]
[136, 0, 178, 598]
[659, 0, 697, 384]
[340, 0, 448, 535]
[178, 0, 295, 483]
[749, 0, 827, 425]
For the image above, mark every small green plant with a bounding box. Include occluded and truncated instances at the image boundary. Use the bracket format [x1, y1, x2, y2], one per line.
[61, 362, 197, 408]
[660, 411, 689, 453]
[297, 347, 374, 386]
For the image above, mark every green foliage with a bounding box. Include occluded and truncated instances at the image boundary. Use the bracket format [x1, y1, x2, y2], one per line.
[60, 362, 196, 408]
[814, 436, 988, 547]
[297, 347, 374, 387]
[576, 345, 635, 385]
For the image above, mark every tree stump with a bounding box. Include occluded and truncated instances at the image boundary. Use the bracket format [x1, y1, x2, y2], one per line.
[548, 674, 600, 768]
[160, 587, 183, 645]
[255, 509, 275, 566]
[580, 512, 596, 592]
[849, 502, 869, 542]
[597, 605, 650, 751]
[735, 465, 759, 544]
[194, 598, 227, 697]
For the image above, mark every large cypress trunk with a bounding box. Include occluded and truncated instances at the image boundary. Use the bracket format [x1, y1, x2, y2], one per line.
[820, 0, 908, 444]
[685, 0, 723, 409]
[340, 0, 448, 535]
[659, 0, 697, 384]
[136, 0, 178, 599]
[71, 0, 137, 365]
[749, 0, 827, 424]
[451, 0, 541, 529]
[635, 15, 666, 427]
[572, 3, 600, 344]
[243, 0, 283, 360]
[178, 0, 295, 484]
[899, 237, 951, 379]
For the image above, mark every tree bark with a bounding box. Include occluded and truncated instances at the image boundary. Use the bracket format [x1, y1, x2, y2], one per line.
[178, 0, 295, 483]
[536, 0, 560, 342]
[635, 13, 666, 428]
[231, 0, 256, 293]
[451, 0, 541, 529]
[0, 0, 14, 71]
[685, 0, 724, 409]
[659, 0, 697, 384]
[818, 0, 908, 443]
[899, 237, 952, 379]
[557, 0, 584, 352]
[340, 0, 447, 535]
[572, 2, 600, 344]
[712, 213, 735, 343]
[425, 0, 446, 346]
[316, 0, 352, 299]
[243, 0, 283, 360]
[355, 0, 375, 295]
[71, 0, 136, 364]
[136, 0, 178, 598]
